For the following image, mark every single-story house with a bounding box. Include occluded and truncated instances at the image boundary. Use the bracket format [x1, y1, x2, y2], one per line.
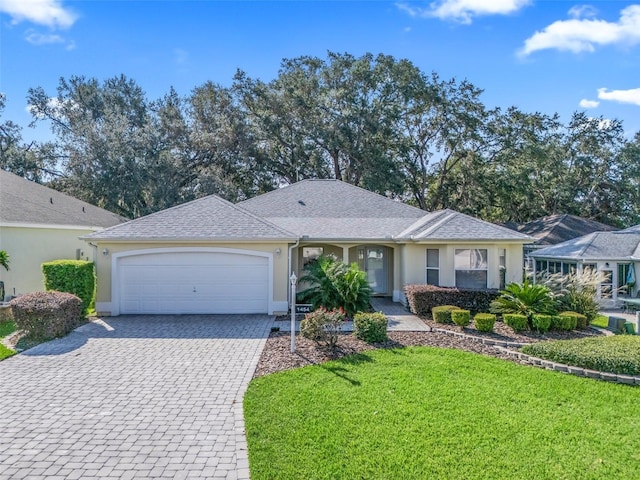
[506, 214, 618, 268]
[83, 179, 532, 316]
[530, 225, 640, 307]
[0, 170, 125, 299]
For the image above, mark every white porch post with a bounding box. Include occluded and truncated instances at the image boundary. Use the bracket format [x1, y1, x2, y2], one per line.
[290, 272, 297, 353]
[342, 246, 350, 264]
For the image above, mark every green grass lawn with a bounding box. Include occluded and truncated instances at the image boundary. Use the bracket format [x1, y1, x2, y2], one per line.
[245, 347, 640, 480]
[0, 321, 17, 360]
[591, 314, 609, 329]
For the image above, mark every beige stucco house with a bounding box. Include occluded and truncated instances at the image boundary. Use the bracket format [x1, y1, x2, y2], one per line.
[84, 180, 532, 316]
[0, 170, 124, 300]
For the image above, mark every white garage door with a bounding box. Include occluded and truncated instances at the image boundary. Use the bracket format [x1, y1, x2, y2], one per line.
[117, 251, 269, 314]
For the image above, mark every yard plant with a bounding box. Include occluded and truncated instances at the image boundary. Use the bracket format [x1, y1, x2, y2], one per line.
[245, 347, 640, 479]
[300, 307, 346, 348]
[490, 280, 557, 323]
[353, 312, 387, 343]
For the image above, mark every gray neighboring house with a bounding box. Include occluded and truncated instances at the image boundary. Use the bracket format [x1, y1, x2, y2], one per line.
[84, 179, 532, 316]
[0, 170, 125, 298]
[507, 214, 618, 268]
[530, 225, 640, 307]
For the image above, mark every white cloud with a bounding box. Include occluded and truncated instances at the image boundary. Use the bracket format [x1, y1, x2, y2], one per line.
[25, 31, 64, 45]
[568, 5, 598, 19]
[520, 5, 640, 56]
[597, 87, 640, 106]
[0, 0, 77, 29]
[396, 0, 530, 24]
[579, 98, 600, 108]
[26, 97, 66, 119]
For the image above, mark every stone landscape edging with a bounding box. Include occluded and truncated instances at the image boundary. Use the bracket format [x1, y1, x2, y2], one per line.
[428, 325, 639, 386]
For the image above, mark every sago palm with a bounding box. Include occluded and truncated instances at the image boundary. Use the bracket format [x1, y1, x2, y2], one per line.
[490, 280, 557, 321]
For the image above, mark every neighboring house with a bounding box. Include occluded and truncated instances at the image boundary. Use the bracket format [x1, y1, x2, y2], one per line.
[84, 179, 531, 316]
[507, 214, 618, 268]
[0, 170, 125, 299]
[530, 226, 640, 307]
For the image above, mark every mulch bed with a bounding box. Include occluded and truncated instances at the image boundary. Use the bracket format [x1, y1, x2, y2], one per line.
[255, 318, 603, 377]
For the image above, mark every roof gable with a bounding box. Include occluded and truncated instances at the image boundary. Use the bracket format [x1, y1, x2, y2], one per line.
[83, 194, 296, 241]
[532, 229, 640, 260]
[513, 214, 617, 246]
[0, 170, 124, 228]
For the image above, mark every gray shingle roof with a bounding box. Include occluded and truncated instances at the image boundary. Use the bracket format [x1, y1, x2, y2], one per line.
[531, 228, 640, 260]
[509, 214, 617, 246]
[396, 209, 533, 241]
[0, 169, 124, 228]
[83, 194, 296, 241]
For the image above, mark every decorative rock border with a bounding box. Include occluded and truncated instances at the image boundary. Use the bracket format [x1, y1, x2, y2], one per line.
[429, 325, 639, 386]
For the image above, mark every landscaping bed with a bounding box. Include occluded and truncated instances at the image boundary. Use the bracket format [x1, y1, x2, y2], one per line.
[255, 324, 602, 377]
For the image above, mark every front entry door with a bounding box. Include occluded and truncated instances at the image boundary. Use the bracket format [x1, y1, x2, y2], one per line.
[358, 247, 388, 295]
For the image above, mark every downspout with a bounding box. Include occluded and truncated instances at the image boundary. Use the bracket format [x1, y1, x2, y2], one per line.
[87, 242, 98, 264]
[288, 239, 300, 306]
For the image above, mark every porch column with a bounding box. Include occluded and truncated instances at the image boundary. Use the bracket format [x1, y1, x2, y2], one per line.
[342, 246, 350, 264]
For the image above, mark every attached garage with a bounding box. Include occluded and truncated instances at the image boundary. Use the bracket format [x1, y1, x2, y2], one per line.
[114, 248, 271, 315]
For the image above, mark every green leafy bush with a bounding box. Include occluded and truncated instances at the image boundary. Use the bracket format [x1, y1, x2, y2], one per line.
[474, 313, 496, 333]
[451, 309, 471, 328]
[490, 280, 557, 327]
[300, 307, 346, 348]
[297, 256, 372, 318]
[555, 313, 578, 331]
[503, 313, 528, 333]
[559, 311, 587, 330]
[538, 270, 601, 322]
[353, 312, 388, 343]
[10, 291, 83, 341]
[42, 260, 95, 315]
[404, 284, 500, 316]
[432, 305, 458, 324]
[531, 314, 552, 333]
[521, 336, 640, 375]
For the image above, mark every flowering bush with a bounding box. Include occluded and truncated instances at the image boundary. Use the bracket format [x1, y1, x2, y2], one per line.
[300, 307, 347, 348]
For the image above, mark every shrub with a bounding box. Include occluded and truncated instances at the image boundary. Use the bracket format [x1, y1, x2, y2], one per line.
[297, 256, 372, 318]
[559, 311, 587, 330]
[404, 284, 500, 317]
[531, 314, 552, 333]
[451, 309, 471, 328]
[474, 313, 496, 333]
[42, 260, 95, 315]
[521, 336, 640, 375]
[503, 313, 528, 333]
[555, 313, 578, 331]
[490, 280, 557, 326]
[10, 291, 83, 341]
[300, 307, 346, 348]
[432, 305, 458, 324]
[353, 312, 388, 343]
[538, 270, 602, 322]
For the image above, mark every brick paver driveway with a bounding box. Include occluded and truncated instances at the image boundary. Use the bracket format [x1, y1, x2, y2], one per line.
[0, 315, 273, 480]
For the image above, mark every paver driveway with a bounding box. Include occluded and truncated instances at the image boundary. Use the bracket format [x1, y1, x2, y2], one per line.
[0, 315, 273, 480]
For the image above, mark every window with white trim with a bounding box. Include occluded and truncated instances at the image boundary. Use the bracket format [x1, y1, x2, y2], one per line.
[302, 247, 323, 267]
[426, 249, 439, 285]
[455, 249, 488, 289]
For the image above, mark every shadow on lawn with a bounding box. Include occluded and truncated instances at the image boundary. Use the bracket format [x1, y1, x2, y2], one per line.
[320, 353, 375, 385]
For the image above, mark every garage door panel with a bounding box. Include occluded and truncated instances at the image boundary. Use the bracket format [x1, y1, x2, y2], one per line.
[117, 251, 270, 314]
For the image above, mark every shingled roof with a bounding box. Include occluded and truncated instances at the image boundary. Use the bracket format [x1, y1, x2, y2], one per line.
[0, 170, 124, 228]
[531, 228, 640, 261]
[83, 194, 296, 241]
[510, 214, 618, 246]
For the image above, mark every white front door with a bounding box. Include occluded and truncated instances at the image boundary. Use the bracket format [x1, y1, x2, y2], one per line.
[358, 246, 388, 295]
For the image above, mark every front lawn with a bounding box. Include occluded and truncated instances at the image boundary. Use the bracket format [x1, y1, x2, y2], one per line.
[245, 347, 640, 480]
[590, 314, 609, 329]
[0, 321, 16, 360]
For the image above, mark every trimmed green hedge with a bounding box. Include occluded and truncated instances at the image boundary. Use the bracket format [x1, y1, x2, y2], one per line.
[532, 314, 553, 333]
[521, 336, 640, 375]
[451, 309, 471, 328]
[558, 311, 588, 330]
[432, 305, 459, 324]
[353, 312, 388, 343]
[42, 260, 95, 315]
[504, 313, 528, 333]
[474, 313, 496, 333]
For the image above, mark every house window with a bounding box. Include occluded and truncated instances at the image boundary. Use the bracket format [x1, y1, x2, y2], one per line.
[499, 249, 506, 290]
[600, 269, 613, 299]
[454, 249, 488, 289]
[426, 249, 439, 285]
[302, 247, 323, 267]
[618, 263, 630, 293]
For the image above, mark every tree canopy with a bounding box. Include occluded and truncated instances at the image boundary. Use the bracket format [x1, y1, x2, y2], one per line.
[2, 52, 638, 227]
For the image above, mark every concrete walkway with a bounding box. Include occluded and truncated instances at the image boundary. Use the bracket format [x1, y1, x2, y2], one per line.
[275, 298, 429, 332]
[0, 314, 273, 480]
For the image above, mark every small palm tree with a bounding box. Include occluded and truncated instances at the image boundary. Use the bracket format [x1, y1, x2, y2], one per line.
[490, 279, 557, 323]
[0, 250, 9, 271]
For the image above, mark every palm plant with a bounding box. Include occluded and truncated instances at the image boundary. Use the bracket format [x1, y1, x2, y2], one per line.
[297, 255, 372, 318]
[490, 280, 557, 323]
[0, 250, 9, 271]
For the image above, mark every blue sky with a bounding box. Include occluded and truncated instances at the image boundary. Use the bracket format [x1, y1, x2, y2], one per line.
[1, 0, 639, 142]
